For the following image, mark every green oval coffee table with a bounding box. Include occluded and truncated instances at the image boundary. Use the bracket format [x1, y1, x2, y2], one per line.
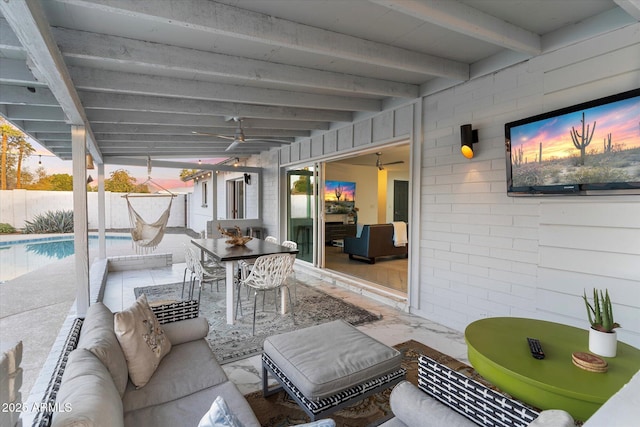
[465, 317, 640, 422]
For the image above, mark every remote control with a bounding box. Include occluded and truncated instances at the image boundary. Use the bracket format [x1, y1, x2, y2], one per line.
[527, 337, 545, 359]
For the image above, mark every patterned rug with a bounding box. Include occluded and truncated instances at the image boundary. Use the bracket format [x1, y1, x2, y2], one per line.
[244, 339, 483, 427]
[134, 281, 381, 364]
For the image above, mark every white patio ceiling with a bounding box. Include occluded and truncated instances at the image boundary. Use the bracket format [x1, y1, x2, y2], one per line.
[0, 0, 638, 165]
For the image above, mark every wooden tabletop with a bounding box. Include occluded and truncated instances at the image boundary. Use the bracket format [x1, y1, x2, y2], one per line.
[190, 238, 298, 262]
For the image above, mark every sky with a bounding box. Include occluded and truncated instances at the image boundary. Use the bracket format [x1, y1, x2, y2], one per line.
[509, 96, 640, 162]
[24, 139, 230, 191]
[324, 180, 356, 202]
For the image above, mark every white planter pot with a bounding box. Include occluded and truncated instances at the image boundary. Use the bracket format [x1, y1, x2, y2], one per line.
[589, 328, 617, 357]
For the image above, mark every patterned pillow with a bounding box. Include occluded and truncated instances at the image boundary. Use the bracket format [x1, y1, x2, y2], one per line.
[418, 355, 539, 427]
[150, 299, 199, 324]
[114, 294, 172, 388]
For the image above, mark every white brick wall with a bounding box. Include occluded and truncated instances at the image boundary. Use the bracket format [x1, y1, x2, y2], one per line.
[0, 190, 186, 230]
[417, 23, 640, 347]
[262, 22, 640, 347]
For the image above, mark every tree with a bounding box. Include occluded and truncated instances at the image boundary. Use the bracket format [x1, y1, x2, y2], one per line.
[291, 175, 310, 194]
[104, 169, 148, 193]
[180, 168, 199, 179]
[1, 123, 28, 190]
[15, 139, 35, 189]
[49, 174, 74, 191]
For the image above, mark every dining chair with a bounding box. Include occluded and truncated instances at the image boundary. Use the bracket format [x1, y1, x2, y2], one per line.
[181, 246, 196, 299]
[280, 240, 298, 300]
[185, 247, 225, 299]
[236, 253, 296, 335]
[237, 234, 279, 286]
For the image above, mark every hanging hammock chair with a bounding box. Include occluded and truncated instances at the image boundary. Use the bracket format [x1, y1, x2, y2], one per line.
[122, 158, 176, 254]
[125, 193, 174, 254]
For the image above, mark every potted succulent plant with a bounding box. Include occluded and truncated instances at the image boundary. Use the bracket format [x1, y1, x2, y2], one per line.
[583, 288, 620, 357]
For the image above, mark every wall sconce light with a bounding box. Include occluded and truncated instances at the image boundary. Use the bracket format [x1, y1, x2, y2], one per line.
[86, 154, 95, 169]
[460, 124, 479, 159]
[233, 157, 240, 167]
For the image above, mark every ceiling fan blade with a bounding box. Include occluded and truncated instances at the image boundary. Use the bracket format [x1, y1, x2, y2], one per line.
[225, 140, 242, 151]
[192, 131, 235, 140]
[382, 160, 405, 166]
[244, 138, 293, 144]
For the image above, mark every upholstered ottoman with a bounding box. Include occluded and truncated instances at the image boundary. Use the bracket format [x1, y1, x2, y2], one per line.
[262, 319, 405, 420]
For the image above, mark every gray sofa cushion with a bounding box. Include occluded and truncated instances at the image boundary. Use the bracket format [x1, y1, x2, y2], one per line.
[383, 381, 476, 427]
[51, 349, 124, 427]
[161, 316, 209, 345]
[122, 339, 228, 412]
[263, 319, 401, 400]
[123, 380, 260, 427]
[78, 302, 129, 396]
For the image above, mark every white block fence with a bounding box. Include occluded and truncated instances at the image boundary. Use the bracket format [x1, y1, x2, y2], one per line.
[0, 190, 187, 230]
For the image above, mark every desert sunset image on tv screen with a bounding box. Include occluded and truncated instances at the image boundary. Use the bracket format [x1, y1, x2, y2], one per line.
[324, 180, 355, 213]
[508, 94, 640, 189]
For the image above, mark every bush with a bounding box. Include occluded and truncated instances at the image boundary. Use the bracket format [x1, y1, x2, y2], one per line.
[23, 210, 74, 234]
[0, 223, 16, 234]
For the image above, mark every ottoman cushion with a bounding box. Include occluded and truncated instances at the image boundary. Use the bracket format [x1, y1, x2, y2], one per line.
[263, 319, 401, 400]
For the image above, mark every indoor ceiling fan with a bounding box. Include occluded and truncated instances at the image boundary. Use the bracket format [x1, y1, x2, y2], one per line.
[375, 152, 404, 170]
[192, 117, 291, 151]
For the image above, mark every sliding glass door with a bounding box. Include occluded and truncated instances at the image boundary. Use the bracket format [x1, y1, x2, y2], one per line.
[286, 167, 317, 263]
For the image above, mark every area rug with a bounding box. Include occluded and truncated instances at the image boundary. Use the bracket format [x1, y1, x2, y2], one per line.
[244, 339, 485, 427]
[134, 281, 381, 364]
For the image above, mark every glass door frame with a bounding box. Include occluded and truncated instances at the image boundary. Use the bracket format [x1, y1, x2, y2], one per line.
[285, 164, 319, 265]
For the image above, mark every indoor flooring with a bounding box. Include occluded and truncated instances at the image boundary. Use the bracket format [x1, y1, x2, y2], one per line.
[323, 245, 408, 293]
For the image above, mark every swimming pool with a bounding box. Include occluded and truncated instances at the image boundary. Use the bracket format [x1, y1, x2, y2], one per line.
[0, 235, 132, 283]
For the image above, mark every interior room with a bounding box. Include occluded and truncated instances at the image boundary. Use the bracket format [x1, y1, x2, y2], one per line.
[323, 145, 410, 294]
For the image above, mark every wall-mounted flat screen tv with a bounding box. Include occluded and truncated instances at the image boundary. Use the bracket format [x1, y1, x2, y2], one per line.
[505, 88, 640, 196]
[324, 180, 355, 213]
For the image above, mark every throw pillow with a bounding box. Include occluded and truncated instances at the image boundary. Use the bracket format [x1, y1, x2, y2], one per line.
[198, 396, 244, 427]
[114, 294, 171, 388]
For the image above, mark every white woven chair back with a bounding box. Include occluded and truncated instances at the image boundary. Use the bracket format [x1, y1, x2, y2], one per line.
[242, 253, 295, 290]
[192, 252, 205, 281]
[281, 240, 297, 249]
[184, 247, 197, 271]
[265, 236, 278, 243]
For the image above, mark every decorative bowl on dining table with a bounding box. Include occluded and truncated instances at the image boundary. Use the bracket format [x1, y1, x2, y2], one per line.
[218, 225, 253, 246]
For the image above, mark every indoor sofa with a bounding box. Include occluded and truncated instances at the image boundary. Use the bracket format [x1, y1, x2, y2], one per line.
[343, 223, 408, 264]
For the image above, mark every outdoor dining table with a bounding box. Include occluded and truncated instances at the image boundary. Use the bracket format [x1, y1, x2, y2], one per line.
[190, 237, 299, 325]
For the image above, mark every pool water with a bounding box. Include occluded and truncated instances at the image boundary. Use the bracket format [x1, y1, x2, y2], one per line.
[0, 235, 132, 283]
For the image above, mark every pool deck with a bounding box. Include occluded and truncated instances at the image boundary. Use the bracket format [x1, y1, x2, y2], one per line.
[0, 231, 195, 398]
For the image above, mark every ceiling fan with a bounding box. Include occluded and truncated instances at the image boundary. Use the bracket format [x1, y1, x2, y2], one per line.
[192, 117, 291, 151]
[375, 152, 404, 170]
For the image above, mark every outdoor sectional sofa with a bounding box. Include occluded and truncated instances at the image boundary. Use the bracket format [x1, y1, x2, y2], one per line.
[40, 299, 260, 427]
[380, 355, 575, 427]
[33, 299, 333, 427]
